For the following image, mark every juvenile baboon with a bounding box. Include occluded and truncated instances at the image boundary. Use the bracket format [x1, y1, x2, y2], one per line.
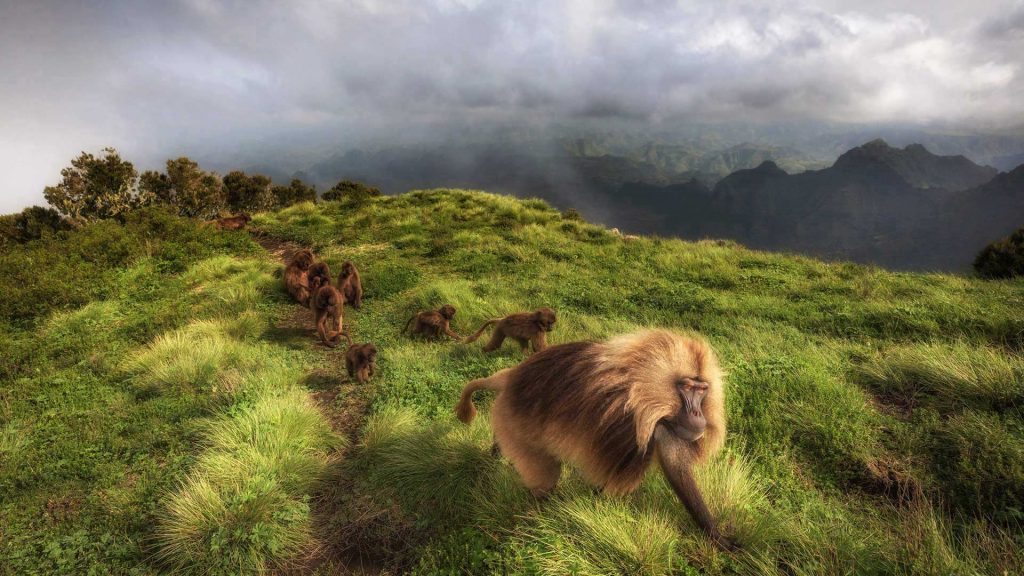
[345, 338, 378, 383]
[337, 261, 363, 309]
[311, 281, 345, 347]
[402, 304, 461, 340]
[306, 261, 332, 303]
[214, 213, 252, 230]
[283, 248, 315, 306]
[464, 308, 556, 354]
[307, 262, 343, 346]
[455, 329, 733, 549]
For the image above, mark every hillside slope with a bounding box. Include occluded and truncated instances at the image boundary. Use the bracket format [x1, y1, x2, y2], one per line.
[253, 191, 1023, 575]
[2, 190, 1023, 575]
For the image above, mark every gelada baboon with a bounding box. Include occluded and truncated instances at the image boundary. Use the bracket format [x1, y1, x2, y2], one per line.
[306, 261, 332, 302]
[402, 304, 461, 340]
[283, 248, 315, 306]
[464, 307, 556, 354]
[337, 261, 363, 309]
[455, 329, 733, 549]
[344, 337, 378, 384]
[214, 213, 252, 230]
[309, 262, 345, 347]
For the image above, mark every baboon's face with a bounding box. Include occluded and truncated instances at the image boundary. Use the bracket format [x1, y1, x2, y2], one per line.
[535, 308, 557, 332]
[440, 305, 456, 319]
[294, 250, 314, 269]
[673, 377, 709, 441]
[364, 345, 378, 363]
[341, 262, 354, 277]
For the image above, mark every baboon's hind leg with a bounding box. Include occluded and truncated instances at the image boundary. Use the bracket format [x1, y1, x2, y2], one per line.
[512, 447, 561, 499]
[493, 424, 560, 497]
[483, 331, 506, 352]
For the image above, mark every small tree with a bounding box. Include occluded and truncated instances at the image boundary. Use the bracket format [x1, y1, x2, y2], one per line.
[43, 148, 142, 224]
[139, 170, 172, 205]
[271, 178, 317, 208]
[223, 171, 274, 213]
[0, 206, 70, 249]
[141, 158, 225, 219]
[974, 228, 1024, 279]
[322, 179, 381, 204]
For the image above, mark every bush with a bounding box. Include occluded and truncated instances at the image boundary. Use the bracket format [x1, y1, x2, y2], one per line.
[974, 227, 1024, 279]
[561, 207, 583, 221]
[142, 158, 226, 219]
[222, 171, 275, 213]
[0, 206, 256, 324]
[0, 206, 70, 250]
[322, 179, 381, 204]
[271, 178, 317, 208]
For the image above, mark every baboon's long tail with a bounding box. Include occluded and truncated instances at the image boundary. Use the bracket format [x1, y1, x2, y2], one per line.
[401, 314, 416, 334]
[456, 369, 511, 423]
[463, 319, 498, 343]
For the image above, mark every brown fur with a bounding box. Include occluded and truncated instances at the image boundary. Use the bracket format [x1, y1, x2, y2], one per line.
[306, 261, 332, 302]
[283, 248, 315, 306]
[345, 341, 378, 383]
[455, 330, 731, 547]
[213, 213, 251, 230]
[464, 307, 557, 354]
[403, 304, 461, 340]
[310, 265, 345, 347]
[337, 261, 363, 309]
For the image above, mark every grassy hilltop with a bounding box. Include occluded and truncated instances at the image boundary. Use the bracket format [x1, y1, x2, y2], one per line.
[2, 189, 1023, 574]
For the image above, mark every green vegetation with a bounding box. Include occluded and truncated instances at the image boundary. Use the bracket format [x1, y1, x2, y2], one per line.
[0, 205, 69, 249]
[3, 188, 1022, 574]
[0, 217, 337, 573]
[254, 190, 1023, 574]
[322, 179, 381, 204]
[975, 226, 1024, 279]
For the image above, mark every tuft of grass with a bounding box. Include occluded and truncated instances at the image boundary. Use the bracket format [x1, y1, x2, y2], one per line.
[528, 496, 687, 576]
[156, 473, 313, 574]
[199, 389, 342, 495]
[157, 390, 339, 574]
[855, 342, 1024, 413]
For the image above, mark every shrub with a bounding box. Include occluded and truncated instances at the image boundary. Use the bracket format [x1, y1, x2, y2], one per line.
[561, 207, 583, 221]
[0, 206, 70, 250]
[271, 178, 317, 208]
[322, 179, 381, 204]
[974, 227, 1024, 279]
[141, 158, 226, 219]
[222, 171, 275, 213]
[0, 207, 255, 324]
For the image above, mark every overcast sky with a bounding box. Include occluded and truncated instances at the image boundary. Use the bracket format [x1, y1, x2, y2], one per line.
[2, 0, 1023, 212]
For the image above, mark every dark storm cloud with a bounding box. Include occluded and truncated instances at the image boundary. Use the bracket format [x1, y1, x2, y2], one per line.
[1, 0, 1022, 211]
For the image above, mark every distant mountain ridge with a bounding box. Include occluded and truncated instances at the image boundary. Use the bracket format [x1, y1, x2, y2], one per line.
[833, 139, 997, 191]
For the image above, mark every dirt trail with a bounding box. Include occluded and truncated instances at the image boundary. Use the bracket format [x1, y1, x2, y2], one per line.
[255, 234, 387, 575]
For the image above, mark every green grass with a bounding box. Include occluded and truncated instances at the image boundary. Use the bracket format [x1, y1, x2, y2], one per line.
[0, 216, 337, 574]
[2, 189, 1023, 574]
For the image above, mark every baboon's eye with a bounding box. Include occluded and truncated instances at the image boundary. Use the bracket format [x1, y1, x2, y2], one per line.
[677, 377, 708, 391]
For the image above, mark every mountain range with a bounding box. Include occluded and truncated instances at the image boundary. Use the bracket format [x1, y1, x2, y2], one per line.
[614, 140, 1020, 270]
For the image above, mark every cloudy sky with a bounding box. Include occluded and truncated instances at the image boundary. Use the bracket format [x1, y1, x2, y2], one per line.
[1, 0, 1023, 212]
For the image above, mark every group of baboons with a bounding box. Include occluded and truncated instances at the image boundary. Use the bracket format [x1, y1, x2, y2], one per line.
[281, 246, 735, 550]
